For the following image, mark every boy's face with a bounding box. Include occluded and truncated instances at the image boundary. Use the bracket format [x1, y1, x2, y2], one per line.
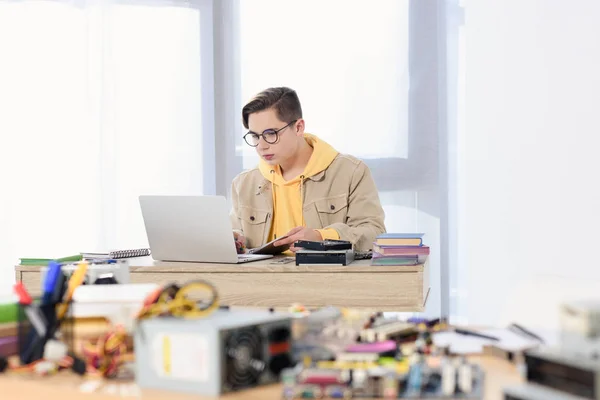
[247, 108, 304, 166]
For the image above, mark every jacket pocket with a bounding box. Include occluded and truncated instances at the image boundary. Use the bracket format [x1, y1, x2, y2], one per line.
[314, 194, 348, 227]
[239, 206, 269, 248]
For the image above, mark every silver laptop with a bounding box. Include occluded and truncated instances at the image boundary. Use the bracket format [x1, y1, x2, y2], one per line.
[139, 195, 272, 264]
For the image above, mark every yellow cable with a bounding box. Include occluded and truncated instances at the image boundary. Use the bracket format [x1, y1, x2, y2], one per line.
[137, 280, 219, 320]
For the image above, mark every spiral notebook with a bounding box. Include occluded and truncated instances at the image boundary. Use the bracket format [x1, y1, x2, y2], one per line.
[80, 248, 151, 260]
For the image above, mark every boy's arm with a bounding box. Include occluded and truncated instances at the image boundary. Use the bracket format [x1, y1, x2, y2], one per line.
[323, 162, 386, 251]
[229, 178, 248, 254]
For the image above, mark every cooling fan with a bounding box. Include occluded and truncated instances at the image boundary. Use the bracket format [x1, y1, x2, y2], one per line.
[224, 327, 266, 389]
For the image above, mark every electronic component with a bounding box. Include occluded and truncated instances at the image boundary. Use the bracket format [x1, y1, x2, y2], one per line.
[560, 301, 600, 338]
[283, 360, 485, 399]
[458, 361, 473, 393]
[134, 309, 294, 396]
[295, 249, 354, 266]
[298, 368, 346, 386]
[135, 280, 219, 320]
[441, 361, 456, 395]
[69, 283, 159, 333]
[82, 325, 130, 378]
[336, 353, 380, 363]
[399, 362, 484, 399]
[294, 240, 352, 251]
[41, 261, 130, 288]
[359, 321, 417, 343]
[424, 372, 442, 393]
[270, 257, 295, 265]
[93, 273, 119, 285]
[406, 360, 423, 393]
[0, 357, 8, 373]
[364, 367, 393, 398]
[43, 339, 68, 362]
[345, 340, 397, 356]
[560, 301, 600, 358]
[383, 371, 398, 398]
[504, 383, 589, 400]
[33, 360, 58, 375]
[325, 384, 352, 399]
[525, 347, 600, 399]
[354, 250, 373, 260]
[71, 354, 88, 375]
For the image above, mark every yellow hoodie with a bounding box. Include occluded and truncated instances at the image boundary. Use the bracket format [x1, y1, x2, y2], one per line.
[259, 133, 341, 242]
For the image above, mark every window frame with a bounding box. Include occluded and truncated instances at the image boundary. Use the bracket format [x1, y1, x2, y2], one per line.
[209, 0, 453, 318]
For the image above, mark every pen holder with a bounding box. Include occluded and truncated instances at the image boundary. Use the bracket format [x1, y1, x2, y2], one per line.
[17, 298, 74, 365]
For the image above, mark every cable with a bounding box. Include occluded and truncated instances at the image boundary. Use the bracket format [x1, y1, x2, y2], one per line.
[136, 280, 219, 321]
[82, 325, 130, 378]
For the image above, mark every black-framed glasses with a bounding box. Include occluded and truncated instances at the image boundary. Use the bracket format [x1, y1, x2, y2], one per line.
[243, 120, 297, 147]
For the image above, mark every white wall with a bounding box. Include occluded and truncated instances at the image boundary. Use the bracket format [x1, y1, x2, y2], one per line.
[462, 0, 600, 329]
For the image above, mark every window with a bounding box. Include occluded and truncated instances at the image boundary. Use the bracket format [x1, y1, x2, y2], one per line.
[0, 1, 100, 274]
[230, 0, 446, 318]
[0, 0, 211, 292]
[1, 1, 449, 319]
[105, 3, 207, 247]
[237, 0, 409, 170]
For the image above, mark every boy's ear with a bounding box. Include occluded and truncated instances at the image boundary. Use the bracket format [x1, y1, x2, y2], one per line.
[295, 119, 305, 136]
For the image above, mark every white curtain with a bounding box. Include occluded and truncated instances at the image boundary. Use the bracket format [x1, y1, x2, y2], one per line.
[0, 0, 208, 294]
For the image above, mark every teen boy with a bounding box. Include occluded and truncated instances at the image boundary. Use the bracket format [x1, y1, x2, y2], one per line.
[230, 87, 385, 252]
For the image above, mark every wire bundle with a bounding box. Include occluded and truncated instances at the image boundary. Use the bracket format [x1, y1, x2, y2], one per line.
[136, 280, 220, 321]
[8, 354, 81, 376]
[82, 325, 131, 378]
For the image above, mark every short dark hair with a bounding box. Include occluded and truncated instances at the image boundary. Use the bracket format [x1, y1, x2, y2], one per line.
[242, 87, 303, 129]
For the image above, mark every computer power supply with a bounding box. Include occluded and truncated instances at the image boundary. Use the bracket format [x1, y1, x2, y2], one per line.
[134, 309, 294, 396]
[504, 383, 589, 400]
[525, 347, 600, 399]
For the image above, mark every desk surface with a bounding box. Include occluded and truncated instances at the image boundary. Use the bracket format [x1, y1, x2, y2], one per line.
[16, 257, 429, 311]
[1, 355, 523, 400]
[15, 256, 426, 273]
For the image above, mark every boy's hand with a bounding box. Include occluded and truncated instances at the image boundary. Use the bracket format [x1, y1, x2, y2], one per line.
[233, 232, 246, 254]
[273, 227, 322, 252]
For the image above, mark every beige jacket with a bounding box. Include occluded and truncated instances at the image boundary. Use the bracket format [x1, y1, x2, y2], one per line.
[229, 154, 386, 251]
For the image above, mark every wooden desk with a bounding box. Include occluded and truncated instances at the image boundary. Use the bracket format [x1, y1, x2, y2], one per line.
[15, 257, 429, 311]
[1, 355, 523, 400]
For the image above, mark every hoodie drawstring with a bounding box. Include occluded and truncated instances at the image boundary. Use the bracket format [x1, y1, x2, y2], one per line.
[270, 169, 276, 238]
[300, 175, 305, 226]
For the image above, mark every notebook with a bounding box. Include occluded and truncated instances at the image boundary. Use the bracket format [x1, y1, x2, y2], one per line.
[19, 254, 82, 266]
[375, 233, 424, 246]
[81, 248, 151, 260]
[0, 302, 18, 324]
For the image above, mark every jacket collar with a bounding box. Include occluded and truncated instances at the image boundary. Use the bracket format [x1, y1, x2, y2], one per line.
[255, 178, 270, 195]
[307, 170, 326, 181]
[255, 170, 326, 195]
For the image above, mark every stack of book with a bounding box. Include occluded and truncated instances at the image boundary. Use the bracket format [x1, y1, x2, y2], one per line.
[0, 302, 19, 359]
[371, 233, 429, 266]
